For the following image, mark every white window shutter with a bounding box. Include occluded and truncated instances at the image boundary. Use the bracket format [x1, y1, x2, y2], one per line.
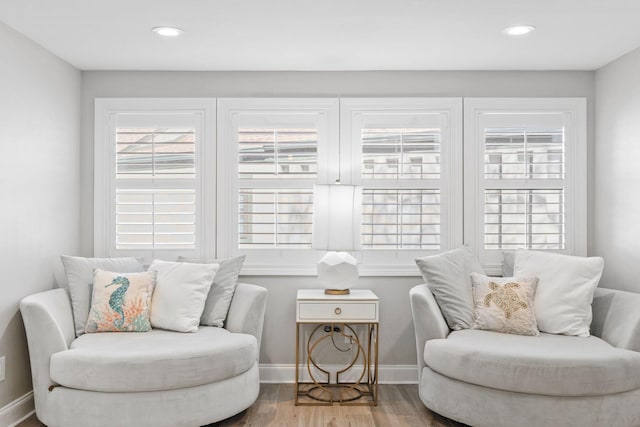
[94, 99, 215, 263]
[464, 98, 587, 275]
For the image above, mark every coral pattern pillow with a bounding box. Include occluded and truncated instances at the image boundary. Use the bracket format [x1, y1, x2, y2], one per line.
[471, 273, 539, 336]
[85, 269, 157, 333]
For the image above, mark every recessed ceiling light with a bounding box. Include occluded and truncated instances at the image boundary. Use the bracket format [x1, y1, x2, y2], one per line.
[152, 26, 183, 37]
[503, 25, 536, 37]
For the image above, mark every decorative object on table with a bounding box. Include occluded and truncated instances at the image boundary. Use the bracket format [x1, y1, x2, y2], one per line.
[85, 269, 157, 333]
[312, 183, 362, 295]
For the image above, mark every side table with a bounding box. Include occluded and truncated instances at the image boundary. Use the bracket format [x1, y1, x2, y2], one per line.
[295, 289, 379, 406]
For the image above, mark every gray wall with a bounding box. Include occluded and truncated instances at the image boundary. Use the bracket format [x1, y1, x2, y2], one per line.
[81, 71, 595, 366]
[0, 22, 80, 407]
[594, 47, 640, 293]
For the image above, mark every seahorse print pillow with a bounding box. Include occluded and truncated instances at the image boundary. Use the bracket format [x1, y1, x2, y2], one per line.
[470, 273, 539, 336]
[85, 269, 157, 333]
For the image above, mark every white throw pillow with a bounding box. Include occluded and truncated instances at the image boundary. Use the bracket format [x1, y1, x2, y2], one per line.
[415, 246, 486, 330]
[148, 260, 219, 333]
[61, 255, 145, 336]
[502, 251, 515, 277]
[513, 250, 604, 337]
[177, 255, 245, 327]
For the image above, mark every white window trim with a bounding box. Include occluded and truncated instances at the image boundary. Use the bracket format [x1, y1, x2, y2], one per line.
[94, 98, 216, 262]
[341, 98, 464, 276]
[216, 98, 339, 275]
[463, 98, 588, 275]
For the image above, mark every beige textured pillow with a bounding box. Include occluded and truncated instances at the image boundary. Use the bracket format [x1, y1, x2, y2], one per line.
[85, 269, 157, 333]
[470, 273, 539, 336]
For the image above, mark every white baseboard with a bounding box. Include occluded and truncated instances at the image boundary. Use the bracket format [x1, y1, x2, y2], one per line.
[0, 391, 35, 427]
[259, 364, 418, 384]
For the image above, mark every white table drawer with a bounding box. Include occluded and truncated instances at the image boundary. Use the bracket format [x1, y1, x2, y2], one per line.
[298, 301, 378, 322]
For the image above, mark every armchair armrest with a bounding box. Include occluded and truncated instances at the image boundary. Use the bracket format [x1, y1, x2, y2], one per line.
[225, 283, 267, 359]
[20, 288, 75, 417]
[592, 287, 640, 352]
[410, 284, 450, 377]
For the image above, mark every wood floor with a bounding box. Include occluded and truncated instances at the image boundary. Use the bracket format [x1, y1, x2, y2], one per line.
[18, 384, 466, 427]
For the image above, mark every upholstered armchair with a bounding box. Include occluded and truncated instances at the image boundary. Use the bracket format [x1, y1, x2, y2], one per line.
[410, 285, 640, 427]
[21, 283, 267, 427]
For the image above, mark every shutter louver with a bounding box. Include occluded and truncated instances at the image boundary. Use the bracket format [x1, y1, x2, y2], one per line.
[238, 128, 317, 179]
[362, 189, 440, 249]
[484, 189, 564, 250]
[116, 189, 196, 249]
[116, 128, 195, 178]
[238, 189, 313, 248]
[114, 114, 199, 252]
[361, 127, 440, 179]
[236, 111, 322, 250]
[480, 116, 566, 251]
[359, 112, 444, 249]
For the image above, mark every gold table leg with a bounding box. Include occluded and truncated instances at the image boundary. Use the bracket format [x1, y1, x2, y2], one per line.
[295, 322, 378, 406]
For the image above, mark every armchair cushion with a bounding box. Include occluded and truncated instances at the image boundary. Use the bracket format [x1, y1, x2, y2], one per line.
[61, 255, 145, 336]
[424, 329, 640, 397]
[514, 250, 604, 337]
[415, 246, 485, 330]
[148, 260, 219, 332]
[50, 327, 257, 393]
[178, 255, 246, 327]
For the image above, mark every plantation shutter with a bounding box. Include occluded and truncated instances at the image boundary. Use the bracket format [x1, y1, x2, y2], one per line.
[464, 98, 587, 274]
[358, 112, 446, 250]
[479, 113, 566, 251]
[236, 113, 320, 249]
[112, 112, 202, 260]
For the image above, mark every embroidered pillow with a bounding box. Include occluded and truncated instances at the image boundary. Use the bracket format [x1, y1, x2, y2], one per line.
[470, 273, 539, 336]
[85, 269, 157, 333]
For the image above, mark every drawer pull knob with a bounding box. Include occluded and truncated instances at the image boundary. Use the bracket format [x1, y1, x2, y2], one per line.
[334, 307, 342, 315]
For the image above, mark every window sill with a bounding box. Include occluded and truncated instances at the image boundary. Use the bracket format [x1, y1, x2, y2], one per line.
[240, 263, 423, 277]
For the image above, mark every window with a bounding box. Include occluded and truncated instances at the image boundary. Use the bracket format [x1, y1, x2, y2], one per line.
[94, 99, 216, 263]
[95, 97, 586, 276]
[341, 99, 463, 274]
[464, 98, 587, 274]
[216, 99, 338, 274]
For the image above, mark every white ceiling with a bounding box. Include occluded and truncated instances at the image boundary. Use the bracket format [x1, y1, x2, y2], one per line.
[1, 0, 640, 71]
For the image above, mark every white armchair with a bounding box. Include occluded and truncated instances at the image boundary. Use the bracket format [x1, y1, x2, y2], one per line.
[21, 283, 267, 427]
[410, 285, 640, 427]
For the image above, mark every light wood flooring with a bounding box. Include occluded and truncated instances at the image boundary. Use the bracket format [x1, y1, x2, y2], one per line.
[18, 384, 466, 427]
